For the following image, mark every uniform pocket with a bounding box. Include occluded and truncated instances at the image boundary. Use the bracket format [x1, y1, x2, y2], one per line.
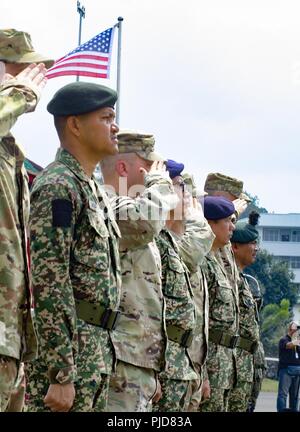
[73, 208, 109, 271]
[163, 250, 187, 298]
[211, 284, 235, 323]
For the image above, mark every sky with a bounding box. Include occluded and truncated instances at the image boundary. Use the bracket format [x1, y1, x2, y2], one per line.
[2, 0, 300, 213]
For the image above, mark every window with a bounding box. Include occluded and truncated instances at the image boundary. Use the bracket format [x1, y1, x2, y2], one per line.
[292, 230, 300, 242]
[280, 229, 291, 242]
[291, 257, 300, 269]
[276, 256, 300, 269]
[263, 228, 279, 241]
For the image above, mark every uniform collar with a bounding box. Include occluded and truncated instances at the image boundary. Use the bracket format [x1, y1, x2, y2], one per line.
[55, 148, 92, 183]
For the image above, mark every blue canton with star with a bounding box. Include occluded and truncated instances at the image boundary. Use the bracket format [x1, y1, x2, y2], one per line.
[68, 28, 113, 55]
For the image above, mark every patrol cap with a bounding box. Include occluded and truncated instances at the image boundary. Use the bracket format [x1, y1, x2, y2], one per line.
[0, 29, 54, 69]
[117, 130, 165, 161]
[47, 82, 118, 116]
[231, 211, 259, 243]
[204, 172, 243, 198]
[166, 159, 184, 179]
[204, 196, 235, 220]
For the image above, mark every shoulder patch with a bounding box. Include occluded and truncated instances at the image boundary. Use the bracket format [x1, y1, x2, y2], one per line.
[52, 199, 72, 228]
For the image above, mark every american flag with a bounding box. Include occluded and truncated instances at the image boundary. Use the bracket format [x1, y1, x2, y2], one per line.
[46, 27, 115, 80]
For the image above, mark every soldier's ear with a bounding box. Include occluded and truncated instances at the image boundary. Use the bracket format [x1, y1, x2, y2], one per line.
[66, 116, 81, 137]
[116, 159, 129, 177]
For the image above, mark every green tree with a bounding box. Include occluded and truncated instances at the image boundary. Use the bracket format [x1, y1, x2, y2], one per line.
[246, 250, 297, 308]
[240, 191, 268, 219]
[260, 299, 291, 356]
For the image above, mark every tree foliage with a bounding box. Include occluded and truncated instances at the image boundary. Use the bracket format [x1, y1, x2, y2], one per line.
[260, 299, 291, 357]
[246, 249, 297, 308]
[240, 191, 268, 219]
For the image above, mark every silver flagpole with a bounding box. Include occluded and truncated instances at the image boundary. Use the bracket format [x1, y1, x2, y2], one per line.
[76, 1, 86, 82]
[116, 17, 123, 125]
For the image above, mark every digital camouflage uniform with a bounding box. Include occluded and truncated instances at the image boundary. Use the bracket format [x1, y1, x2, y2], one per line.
[200, 251, 239, 412]
[153, 228, 197, 412]
[227, 273, 260, 412]
[25, 148, 121, 412]
[170, 213, 215, 411]
[0, 79, 39, 412]
[244, 274, 266, 412]
[106, 169, 178, 412]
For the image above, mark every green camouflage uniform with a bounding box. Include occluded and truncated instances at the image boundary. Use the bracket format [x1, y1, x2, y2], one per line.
[227, 273, 260, 412]
[200, 251, 239, 412]
[171, 214, 215, 412]
[25, 148, 121, 412]
[106, 170, 178, 412]
[244, 274, 266, 412]
[0, 80, 39, 412]
[153, 228, 197, 412]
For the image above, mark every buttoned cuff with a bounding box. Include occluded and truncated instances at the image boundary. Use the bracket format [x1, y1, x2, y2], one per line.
[48, 366, 77, 384]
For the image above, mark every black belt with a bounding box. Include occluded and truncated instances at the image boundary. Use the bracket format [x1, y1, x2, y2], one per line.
[236, 336, 258, 354]
[75, 298, 120, 330]
[209, 328, 239, 349]
[166, 325, 194, 348]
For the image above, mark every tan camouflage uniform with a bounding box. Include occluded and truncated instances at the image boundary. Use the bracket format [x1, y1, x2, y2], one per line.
[200, 251, 239, 412]
[25, 148, 121, 412]
[0, 80, 39, 412]
[107, 178, 177, 411]
[104, 131, 178, 412]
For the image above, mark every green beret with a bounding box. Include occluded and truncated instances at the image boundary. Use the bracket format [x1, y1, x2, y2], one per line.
[47, 82, 118, 116]
[231, 211, 260, 243]
[117, 129, 165, 161]
[204, 172, 243, 198]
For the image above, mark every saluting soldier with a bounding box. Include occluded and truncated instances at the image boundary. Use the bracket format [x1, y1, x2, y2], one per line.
[0, 28, 50, 411]
[100, 131, 178, 411]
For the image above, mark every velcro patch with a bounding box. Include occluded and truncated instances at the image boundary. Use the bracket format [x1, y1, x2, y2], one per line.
[52, 199, 72, 228]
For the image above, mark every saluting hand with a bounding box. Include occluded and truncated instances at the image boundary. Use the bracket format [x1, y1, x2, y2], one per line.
[16, 63, 48, 92]
[140, 160, 168, 177]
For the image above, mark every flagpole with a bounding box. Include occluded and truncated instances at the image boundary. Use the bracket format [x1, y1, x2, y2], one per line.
[76, 1, 86, 82]
[116, 17, 123, 125]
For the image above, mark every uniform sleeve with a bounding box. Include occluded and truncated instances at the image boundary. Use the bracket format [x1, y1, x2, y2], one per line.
[30, 183, 79, 384]
[176, 218, 215, 273]
[0, 80, 38, 136]
[110, 172, 178, 249]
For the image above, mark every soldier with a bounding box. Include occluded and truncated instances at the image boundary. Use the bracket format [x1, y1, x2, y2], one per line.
[228, 212, 265, 411]
[199, 196, 239, 412]
[100, 130, 178, 411]
[204, 172, 249, 288]
[152, 162, 198, 411]
[0, 31, 49, 411]
[244, 274, 266, 412]
[25, 82, 122, 412]
[178, 173, 215, 411]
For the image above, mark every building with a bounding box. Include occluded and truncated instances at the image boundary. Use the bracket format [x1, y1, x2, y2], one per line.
[254, 213, 300, 320]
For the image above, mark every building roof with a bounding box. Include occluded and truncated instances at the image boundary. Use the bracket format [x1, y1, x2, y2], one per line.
[240, 213, 300, 228]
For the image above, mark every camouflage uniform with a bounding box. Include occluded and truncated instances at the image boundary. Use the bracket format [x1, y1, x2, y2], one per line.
[200, 251, 239, 412]
[0, 80, 39, 411]
[171, 212, 215, 412]
[152, 228, 198, 412]
[244, 274, 266, 412]
[227, 273, 260, 412]
[106, 168, 178, 412]
[25, 148, 121, 412]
